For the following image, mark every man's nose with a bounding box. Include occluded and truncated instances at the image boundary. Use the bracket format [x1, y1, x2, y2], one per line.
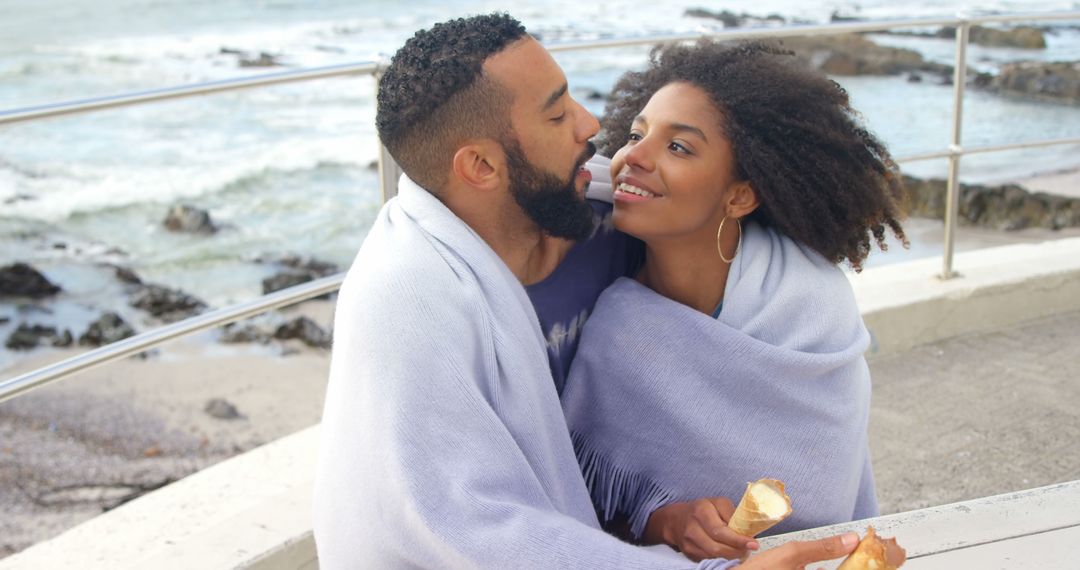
[573, 98, 600, 142]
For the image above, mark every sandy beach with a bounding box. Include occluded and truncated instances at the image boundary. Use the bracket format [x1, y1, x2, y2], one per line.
[1, 166, 1079, 559]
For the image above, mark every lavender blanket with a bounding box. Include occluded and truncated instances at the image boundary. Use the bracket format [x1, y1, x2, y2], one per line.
[562, 221, 879, 539]
[313, 175, 737, 569]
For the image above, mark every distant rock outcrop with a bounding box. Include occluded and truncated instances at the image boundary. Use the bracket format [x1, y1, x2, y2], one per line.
[993, 61, 1080, 104]
[780, 34, 952, 77]
[904, 176, 1080, 231]
[940, 25, 1046, 49]
[0, 263, 61, 299]
[684, 8, 790, 27]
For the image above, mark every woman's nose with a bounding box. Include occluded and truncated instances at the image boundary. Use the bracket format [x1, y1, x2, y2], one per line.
[623, 137, 655, 172]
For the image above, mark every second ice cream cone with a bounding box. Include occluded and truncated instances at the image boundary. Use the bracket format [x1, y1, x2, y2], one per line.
[837, 527, 906, 570]
[726, 478, 793, 537]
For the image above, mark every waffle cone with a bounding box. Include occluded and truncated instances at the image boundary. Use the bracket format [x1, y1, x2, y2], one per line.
[837, 527, 907, 570]
[726, 479, 793, 537]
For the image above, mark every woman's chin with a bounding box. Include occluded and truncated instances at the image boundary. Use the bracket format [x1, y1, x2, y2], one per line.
[611, 208, 648, 241]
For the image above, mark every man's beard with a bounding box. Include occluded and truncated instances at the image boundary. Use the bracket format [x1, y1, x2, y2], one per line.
[503, 138, 596, 241]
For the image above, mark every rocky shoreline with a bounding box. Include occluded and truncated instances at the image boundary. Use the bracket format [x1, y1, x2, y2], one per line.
[682, 8, 1080, 104]
[1, 202, 341, 362]
[904, 176, 1080, 231]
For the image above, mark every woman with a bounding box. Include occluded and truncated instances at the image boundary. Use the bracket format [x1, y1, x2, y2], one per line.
[561, 41, 908, 562]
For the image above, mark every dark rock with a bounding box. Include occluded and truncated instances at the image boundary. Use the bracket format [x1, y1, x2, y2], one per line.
[278, 255, 339, 276]
[78, 312, 136, 347]
[993, 61, 1080, 104]
[366, 160, 379, 171]
[255, 253, 339, 277]
[204, 398, 243, 420]
[274, 316, 331, 349]
[972, 72, 994, 88]
[259, 254, 339, 298]
[2, 193, 35, 205]
[130, 285, 208, 322]
[685, 8, 741, 27]
[219, 322, 272, 344]
[52, 242, 67, 250]
[0, 316, 10, 324]
[219, 47, 245, 55]
[163, 204, 218, 235]
[239, 52, 282, 68]
[5, 323, 72, 350]
[112, 265, 143, 286]
[830, 11, 863, 22]
[262, 271, 313, 295]
[908, 72, 923, 83]
[580, 88, 607, 101]
[0, 263, 61, 299]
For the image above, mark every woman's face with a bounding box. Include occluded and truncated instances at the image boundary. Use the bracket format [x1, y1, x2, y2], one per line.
[609, 81, 741, 244]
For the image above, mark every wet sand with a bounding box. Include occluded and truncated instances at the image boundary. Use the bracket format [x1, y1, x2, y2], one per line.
[0, 302, 333, 558]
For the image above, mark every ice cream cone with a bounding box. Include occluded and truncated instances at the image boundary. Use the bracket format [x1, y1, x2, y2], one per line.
[726, 478, 793, 537]
[837, 526, 907, 570]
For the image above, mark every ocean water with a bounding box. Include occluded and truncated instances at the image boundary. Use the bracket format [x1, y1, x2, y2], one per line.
[1, 0, 1079, 336]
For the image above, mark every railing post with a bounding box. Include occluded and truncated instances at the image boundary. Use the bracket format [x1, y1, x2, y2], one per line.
[373, 59, 403, 203]
[941, 18, 970, 280]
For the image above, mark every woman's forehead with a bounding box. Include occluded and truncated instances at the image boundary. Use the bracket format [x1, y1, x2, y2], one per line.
[640, 82, 723, 131]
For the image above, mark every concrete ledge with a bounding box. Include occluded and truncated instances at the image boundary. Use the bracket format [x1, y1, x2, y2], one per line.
[4, 237, 1080, 569]
[851, 237, 1080, 355]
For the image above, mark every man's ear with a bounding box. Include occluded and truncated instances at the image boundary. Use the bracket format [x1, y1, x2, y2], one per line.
[726, 180, 759, 219]
[451, 140, 503, 191]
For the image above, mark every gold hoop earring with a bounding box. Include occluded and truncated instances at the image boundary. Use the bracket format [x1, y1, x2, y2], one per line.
[716, 216, 742, 264]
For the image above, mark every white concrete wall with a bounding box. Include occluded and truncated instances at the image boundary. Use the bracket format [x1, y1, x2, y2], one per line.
[852, 237, 1080, 356]
[4, 237, 1080, 570]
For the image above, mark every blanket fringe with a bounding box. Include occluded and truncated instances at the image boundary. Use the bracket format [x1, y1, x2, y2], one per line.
[570, 431, 676, 539]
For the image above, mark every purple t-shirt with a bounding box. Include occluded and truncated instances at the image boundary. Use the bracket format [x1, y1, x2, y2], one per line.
[526, 200, 643, 395]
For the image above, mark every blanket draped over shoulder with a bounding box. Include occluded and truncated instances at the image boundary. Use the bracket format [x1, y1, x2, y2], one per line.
[313, 176, 736, 569]
[562, 221, 879, 539]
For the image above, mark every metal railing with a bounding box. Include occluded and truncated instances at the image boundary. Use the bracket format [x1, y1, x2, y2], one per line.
[2, 10, 1078, 403]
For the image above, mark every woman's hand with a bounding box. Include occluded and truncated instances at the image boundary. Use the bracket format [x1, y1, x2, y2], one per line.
[738, 532, 861, 569]
[643, 498, 758, 561]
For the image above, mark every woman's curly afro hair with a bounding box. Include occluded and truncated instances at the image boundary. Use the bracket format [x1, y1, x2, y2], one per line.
[599, 40, 908, 271]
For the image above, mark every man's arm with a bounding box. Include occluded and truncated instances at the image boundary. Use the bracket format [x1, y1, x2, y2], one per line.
[313, 261, 737, 569]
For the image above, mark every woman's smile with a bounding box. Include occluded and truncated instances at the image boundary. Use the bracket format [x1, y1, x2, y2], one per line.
[614, 175, 662, 201]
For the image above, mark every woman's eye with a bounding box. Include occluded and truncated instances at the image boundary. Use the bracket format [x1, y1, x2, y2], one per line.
[551, 113, 566, 123]
[627, 132, 643, 142]
[669, 141, 691, 155]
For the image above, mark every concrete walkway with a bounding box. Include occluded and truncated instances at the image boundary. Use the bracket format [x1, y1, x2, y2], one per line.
[869, 309, 1080, 515]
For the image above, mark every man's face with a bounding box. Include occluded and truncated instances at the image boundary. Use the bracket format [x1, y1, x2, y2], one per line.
[503, 137, 597, 241]
[484, 38, 601, 240]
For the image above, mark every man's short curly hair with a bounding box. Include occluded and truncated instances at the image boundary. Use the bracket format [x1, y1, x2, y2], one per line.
[375, 14, 528, 191]
[599, 41, 907, 271]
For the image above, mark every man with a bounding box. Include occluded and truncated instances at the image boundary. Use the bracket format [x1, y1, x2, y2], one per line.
[313, 13, 859, 569]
